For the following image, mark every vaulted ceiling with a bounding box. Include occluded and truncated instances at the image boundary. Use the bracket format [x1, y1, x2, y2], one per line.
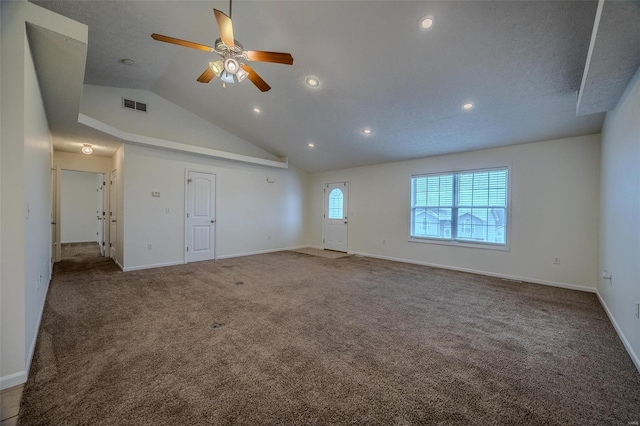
[29, 1, 640, 172]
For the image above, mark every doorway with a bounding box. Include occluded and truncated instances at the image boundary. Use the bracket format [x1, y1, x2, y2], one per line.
[323, 181, 349, 252]
[185, 171, 216, 263]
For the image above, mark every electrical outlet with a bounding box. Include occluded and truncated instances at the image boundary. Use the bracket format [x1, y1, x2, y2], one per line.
[267, 235, 271, 240]
[147, 243, 153, 250]
[553, 257, 560, 265]
[165, 208, 170, 214]
[382, 239, 386, 245]
[635, 302, 640, 319]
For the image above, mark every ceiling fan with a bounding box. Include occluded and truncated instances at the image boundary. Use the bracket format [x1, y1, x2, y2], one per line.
[151, 1, 293, 92]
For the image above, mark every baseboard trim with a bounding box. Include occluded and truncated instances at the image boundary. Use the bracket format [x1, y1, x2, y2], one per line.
[119, 246, 310, 271]
[596, 290, 640, 374]
[24, 278, 50, 382]
[114, 259, 124, 271]
[0, 371, 28, 391]
[122, 260, 185, 272]
[349, 251, 596, 293]
[1, 277, 51, 391]
[216, 246, 308, 260]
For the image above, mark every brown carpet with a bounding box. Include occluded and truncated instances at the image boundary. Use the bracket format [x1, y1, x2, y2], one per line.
[19, 244, 640, 425]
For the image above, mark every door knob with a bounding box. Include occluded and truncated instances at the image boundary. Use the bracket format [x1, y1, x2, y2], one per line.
[112, 220, 116, 223]
[211, 220, 216, 223]
[51, 222, 56, 225]
[344, 221, 348, 224]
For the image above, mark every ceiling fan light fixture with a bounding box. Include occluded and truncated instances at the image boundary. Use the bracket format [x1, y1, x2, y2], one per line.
[209, 60, 224, 77]
[224, 57, 240, 74]
[236, 66, 249, 82]
[220, 71, 235, 84]
[81, 144, 93, 155]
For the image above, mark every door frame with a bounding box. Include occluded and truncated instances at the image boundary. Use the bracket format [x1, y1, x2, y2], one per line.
[184, 169, 217, 263]
[322, 180, 350, 252]
[51, 166, 61, 265]
[52, 167, 113, 262]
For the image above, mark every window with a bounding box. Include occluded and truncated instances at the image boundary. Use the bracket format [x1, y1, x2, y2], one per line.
[328, 188, 344, 219]
[410, 168, 508, 246]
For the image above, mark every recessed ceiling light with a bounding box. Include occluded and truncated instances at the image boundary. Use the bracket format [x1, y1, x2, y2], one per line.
[419, 16, 434, 31]
[120, 58, 135, 66]
[253, 107, 261, 114]
[305, 76, 320, 88]
[362, 128, 372, 135]
[81, 144, 93, 155]
[462, 103, 474, 110]
[308, 142, 315, 148]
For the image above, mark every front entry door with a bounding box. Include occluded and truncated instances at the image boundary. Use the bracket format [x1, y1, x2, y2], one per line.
[186, 171, 216, 263]
[323, 182, 349, 252]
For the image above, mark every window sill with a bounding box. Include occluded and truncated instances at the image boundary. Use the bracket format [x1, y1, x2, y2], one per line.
[408, 237, 510, 251]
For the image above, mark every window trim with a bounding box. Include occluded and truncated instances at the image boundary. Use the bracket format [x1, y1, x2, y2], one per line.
[408, 165, 511, 250]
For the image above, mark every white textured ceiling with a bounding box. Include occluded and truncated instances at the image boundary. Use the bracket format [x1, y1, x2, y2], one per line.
[577, 0, 640, 116]
[29, 1, 631, 172]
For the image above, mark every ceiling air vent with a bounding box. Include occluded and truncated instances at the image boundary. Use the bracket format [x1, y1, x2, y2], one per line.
[122, 98, 147, 113]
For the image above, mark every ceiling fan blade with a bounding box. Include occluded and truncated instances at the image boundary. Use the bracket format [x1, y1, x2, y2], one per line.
[214, 9, 235, 48]
[197, 66, 215, 83]
[241, 64, 271, 92]
[245, 51, 294, 65]
[151, 33, 214, 53]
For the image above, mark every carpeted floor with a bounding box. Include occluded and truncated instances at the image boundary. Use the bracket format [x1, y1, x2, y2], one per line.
[19, 244, 640, 425]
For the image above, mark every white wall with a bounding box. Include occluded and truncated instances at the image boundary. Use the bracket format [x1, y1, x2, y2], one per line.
[309, 134, 601, 291]
[23, 31, 54, 376]
[0, 1, 87, 390]
[80, 85, 280, 161]
[121, 144, 307, 271]
[0, 0, 27, 388]
[599, 65, 640, 371]
[60, 170, 98, 243]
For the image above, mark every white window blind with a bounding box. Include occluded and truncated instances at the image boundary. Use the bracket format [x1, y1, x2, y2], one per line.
[410, 168, 508, 245]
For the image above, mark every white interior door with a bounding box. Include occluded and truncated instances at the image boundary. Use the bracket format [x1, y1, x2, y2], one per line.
[109, 170, 117, 259]
[186, 171, 216, 263]
[97, 174, 104, 253]
[101, 173, 109, 257]
[323, 182, 349, 252]
[51, 166, 58, 268]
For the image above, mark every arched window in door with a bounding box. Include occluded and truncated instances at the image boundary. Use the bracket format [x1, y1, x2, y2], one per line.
[328, 188, 344, 219]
